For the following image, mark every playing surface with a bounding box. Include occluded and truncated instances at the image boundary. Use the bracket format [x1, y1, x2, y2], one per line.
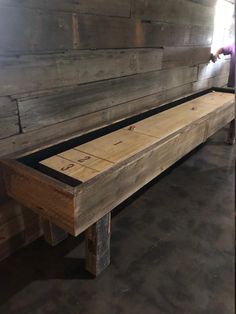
[40, 92, 234, 182]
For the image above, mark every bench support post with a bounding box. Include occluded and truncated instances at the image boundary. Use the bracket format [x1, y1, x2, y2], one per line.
[227, 119, 235, 145]
[85, 213, 111, 276]
[42, 219, 68, 246]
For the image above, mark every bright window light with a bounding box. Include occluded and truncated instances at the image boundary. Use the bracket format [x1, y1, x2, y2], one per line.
[211, 0, 234, 54]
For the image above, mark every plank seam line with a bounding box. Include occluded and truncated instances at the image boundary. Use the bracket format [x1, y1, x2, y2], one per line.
[122, 128, 160, 139]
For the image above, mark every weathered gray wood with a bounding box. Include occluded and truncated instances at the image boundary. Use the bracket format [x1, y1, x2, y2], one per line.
[75, 15, 213, 49]
[227, 119, 236, 145]
[42, 219, 68, 246]
[188, 25, 213, 46]
[18, 67, 197, 132]
[0, 0, 131, 17]
[132, 0, 215, 26]
[0, 83, 194, 159]
[0, 8, 213, 53]
[163, 46, 211, 69]
[74, 99, 234, 236]
[2, 93, 234, 240]
[0, 67, 197, 159]
[1, 160, 76, 234]
[17, 72, 162, 132]
[0, 7, 74, 53]
[0, 49, 163, 96]
[85, 213, 111, 276]
[0, 97, 19, 139]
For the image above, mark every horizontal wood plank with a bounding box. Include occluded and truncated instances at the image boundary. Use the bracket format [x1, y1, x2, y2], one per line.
[18, 67, 197, 132]
[0, 83, 196, 159]
[40, 92, 234, 183]
[0, 160, 76, 234]
[2, 92, 234, 236]
[73, 93, 234, 234]
[0, 8, 213, 53]
[0, 0, 131, 17]
[132, 0, 215, 26]
[163, 46, 211, 69]
[0, 97, 19, 139]
[0, 49, 163, 96]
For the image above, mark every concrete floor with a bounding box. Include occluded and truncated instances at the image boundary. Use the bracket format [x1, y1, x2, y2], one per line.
[0, 128, 235, 314]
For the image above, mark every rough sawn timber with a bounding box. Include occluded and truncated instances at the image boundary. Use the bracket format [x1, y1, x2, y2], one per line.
[0, 91, 234, 237]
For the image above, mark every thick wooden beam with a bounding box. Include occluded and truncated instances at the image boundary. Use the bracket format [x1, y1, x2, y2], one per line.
[85, 213, 111, 276]
[42, 219, 68, 246]
[227, 119, 236, 145]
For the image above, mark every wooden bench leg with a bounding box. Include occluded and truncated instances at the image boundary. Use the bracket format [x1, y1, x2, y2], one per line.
[42, 219, 68, 246]
[85, 213, 111, 276]
[227, 119, 236, 145]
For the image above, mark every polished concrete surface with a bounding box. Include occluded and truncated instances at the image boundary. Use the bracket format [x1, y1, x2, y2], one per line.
[0, 128, 235, 314]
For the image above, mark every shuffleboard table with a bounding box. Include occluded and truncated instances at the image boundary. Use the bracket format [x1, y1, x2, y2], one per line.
[1, 88, 235, 276]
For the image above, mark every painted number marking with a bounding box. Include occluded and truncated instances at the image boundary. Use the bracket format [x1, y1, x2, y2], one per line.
[61, 164, 75, 172]
[78, 156, 91, 163]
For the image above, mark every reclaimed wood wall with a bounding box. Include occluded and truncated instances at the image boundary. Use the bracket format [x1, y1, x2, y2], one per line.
[0, 0, 234, 260]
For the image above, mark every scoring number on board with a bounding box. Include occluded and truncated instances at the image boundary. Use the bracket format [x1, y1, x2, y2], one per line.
[78, 156, 91, 163]
[61, 163, 75, 172]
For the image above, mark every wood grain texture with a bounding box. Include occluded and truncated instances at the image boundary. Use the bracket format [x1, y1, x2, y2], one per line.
[0, 0, 131, 17]
[132, 0, 215, 26]
[0, 160, 76, 234]
[0, 7, 213, 53]
[18, 67, 197, 133]
[0, 0, 233, 263]
[85, 213, 111, 276]
[0, 97, 19, 140]
[75, 99, 234, 235]
[207, 104, 235, 137]
[0, 83, 193, 159]
[0, 85, 211, 161]
[163, 46, 211, 69]
[0, 49, 163, 96]
[2, 92, 234, 237]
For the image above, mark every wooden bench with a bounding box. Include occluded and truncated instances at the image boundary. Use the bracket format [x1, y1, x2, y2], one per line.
[0, 89, 235, 276]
